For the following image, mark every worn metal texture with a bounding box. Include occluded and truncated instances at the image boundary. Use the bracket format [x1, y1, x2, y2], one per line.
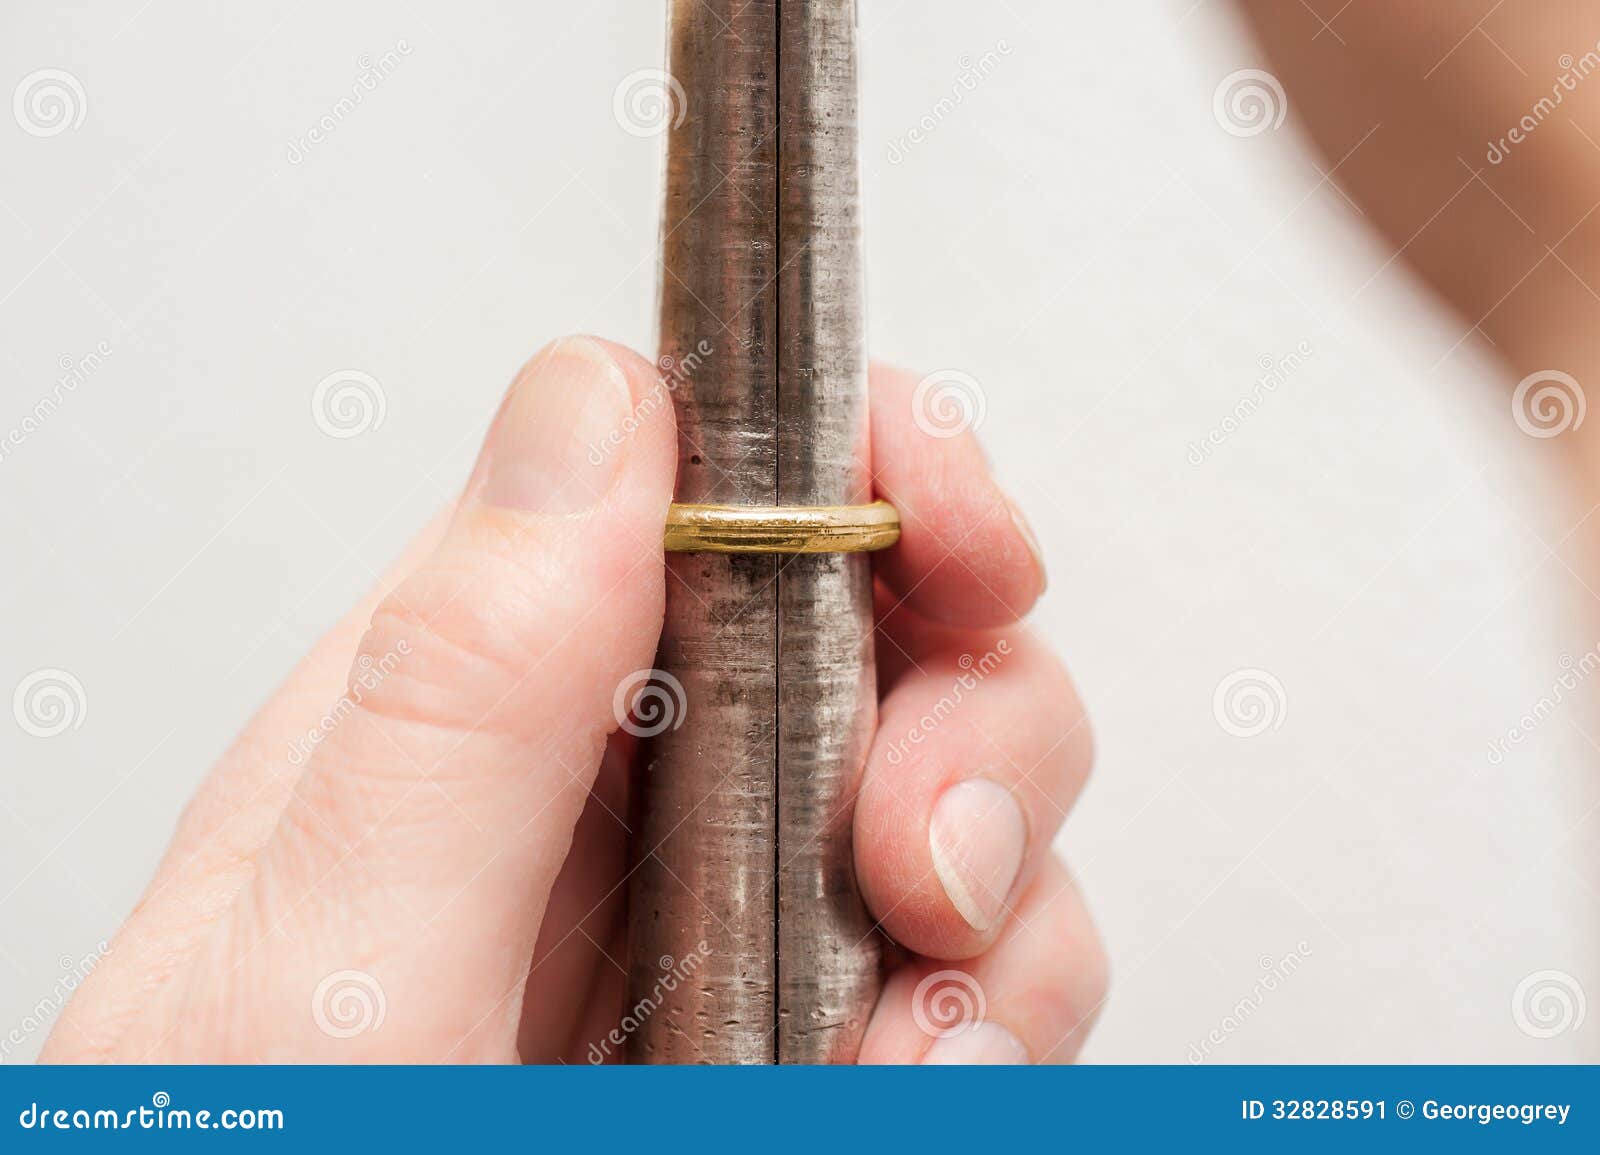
[626, 0, 879, 1065]
[775, 0, 880, 1065]
[624, 0, 778, 1065]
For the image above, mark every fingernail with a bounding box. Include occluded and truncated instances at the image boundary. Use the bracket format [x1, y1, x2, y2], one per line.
[481, 338, 632, 513]
[929, 778, 1027, 932]
[922, 1021, 1030, 1065]
[1008, 498, 1048, 593]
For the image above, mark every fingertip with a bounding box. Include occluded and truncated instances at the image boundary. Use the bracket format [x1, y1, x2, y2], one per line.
[581, 335, 673, 406]
[869, 362, 1048, 627]
[1005, 497, 1049, 599]
[855, 631, 1092, 961]
[860, 859, 1109, 1066]
[562, 334, 680, 496]
[853, 713, 1009, 962]
[470, 335, 677, 539]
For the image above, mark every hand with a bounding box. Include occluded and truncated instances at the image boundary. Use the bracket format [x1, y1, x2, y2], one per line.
[44, 337, 1104, 1064]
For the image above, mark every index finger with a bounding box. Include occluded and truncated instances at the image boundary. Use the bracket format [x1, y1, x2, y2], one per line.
[870, 363, 1047, 627]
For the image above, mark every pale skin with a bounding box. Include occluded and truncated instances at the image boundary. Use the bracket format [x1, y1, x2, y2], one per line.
[43, 338, 1104, 1064]
[54, 1, 1575, 1067]
[1236, 2, 1600, 499]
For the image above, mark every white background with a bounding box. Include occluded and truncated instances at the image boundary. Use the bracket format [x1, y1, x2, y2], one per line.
[1, 1, 1595, 1062]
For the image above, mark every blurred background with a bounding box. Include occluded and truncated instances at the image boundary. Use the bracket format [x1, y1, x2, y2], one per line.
[1, 1, 1595, 1062]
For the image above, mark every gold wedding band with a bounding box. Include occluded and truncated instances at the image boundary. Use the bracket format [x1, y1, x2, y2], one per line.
[664, 500, 901, 554]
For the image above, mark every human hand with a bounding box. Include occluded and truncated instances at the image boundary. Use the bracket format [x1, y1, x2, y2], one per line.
[44, 337, 1103, 1064]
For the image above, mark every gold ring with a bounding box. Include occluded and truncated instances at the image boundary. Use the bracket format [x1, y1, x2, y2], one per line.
[664, 500, 900, 554]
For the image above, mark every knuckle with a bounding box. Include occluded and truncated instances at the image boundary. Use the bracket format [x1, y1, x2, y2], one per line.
[1039, 874, 1110, 1027]
[1009, 629, 1095, 778]
[1008, 627, 1076, 706]
[353, 545, 581, 736]
[278, 766, 377, 863]
[1073, 922, 1112, 1014]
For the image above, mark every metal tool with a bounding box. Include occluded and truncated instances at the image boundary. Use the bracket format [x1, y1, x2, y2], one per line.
[626, 0, 882, 1064]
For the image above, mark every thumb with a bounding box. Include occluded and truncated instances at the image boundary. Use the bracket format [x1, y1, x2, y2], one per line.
[200, 336, 675, 1058]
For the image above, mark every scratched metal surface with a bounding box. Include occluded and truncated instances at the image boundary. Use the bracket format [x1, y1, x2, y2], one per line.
[775, 0, 881, 1064]
[626, 0, 879, 1064]
[625, 0, 778, 1064]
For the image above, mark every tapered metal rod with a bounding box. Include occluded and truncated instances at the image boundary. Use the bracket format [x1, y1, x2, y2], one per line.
[626, 0, 879, 1064]
[774, 0, 879, 1064]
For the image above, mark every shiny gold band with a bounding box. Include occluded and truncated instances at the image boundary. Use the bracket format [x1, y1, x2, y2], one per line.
[664, 500, 900, 554]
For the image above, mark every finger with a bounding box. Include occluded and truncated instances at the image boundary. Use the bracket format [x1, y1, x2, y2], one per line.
[870, 362, 1046, 628]
[516, 733, 633, 1062]
[858, 856, 1108, 1064]
[174, 336, 676, 1057]
[564, 917, 630, 1065]
[855, 616, 1092, 959]
[153, 511, 453, 898]
[42, 510, 454, 1060]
